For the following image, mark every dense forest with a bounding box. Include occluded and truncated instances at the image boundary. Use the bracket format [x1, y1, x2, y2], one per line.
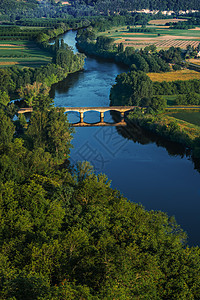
[0, 0, 200, 21]
[87, 0, 200, 12]
[1, 92, 200, 299]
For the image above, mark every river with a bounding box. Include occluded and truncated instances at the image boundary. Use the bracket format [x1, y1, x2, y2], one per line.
[50, 30, 200, 246]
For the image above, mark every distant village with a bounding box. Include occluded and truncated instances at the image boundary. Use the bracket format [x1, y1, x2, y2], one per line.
[132, 9, 199, 15]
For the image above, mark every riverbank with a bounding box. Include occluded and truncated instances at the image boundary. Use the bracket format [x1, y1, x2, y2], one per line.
[127, 108, 200, 158]
[0, 28, 86, 105]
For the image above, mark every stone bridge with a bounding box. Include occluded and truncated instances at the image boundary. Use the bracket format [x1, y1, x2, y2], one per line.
[63, 106, 137, 123]
[18, 106, 138, 126]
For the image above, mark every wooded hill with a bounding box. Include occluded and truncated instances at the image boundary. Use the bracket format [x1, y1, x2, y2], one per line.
[82, 0, 200, 11]
[0, 0, 37, 11]
[0, 0, 199, 17]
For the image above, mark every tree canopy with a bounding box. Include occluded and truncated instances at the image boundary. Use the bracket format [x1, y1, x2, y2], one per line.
[110, 70, 154, 106]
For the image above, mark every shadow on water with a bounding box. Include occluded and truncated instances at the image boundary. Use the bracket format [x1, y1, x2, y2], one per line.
[110, 111, 200, 173]
[49, 70, 84, 99]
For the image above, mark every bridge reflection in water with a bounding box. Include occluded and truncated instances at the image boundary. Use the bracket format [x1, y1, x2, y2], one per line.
[18, 106, 138, 126]
[64, 106, 137, 126]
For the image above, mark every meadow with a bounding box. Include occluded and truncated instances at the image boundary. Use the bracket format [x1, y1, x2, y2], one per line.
[0, 40, 52, 68]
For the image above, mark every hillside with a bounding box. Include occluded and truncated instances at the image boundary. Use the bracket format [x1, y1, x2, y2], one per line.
[0, 0, 199, 17]
[0, 0, 37, 12]
[92, 0, 200, 11]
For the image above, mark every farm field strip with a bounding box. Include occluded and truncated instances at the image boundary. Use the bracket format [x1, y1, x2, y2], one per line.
[118, 40, 200, 50]
[187, 59, 200, 65]
[100, 25, 200, 49]
[168, 111, 200, 127]
[147, 70, 200, 82]
[154, 39, 200, 49]
[0, 40, 52, 67]
[148, 19, 188, 25]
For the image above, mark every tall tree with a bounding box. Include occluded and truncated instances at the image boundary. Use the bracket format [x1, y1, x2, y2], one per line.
[110, 71, 153, 106]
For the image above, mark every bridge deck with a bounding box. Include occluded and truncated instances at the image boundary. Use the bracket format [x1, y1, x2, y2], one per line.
[18, 106, 137, 114]
[63, 106, 137, 113]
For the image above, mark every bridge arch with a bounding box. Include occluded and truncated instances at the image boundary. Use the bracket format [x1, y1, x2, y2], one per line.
[63, 106, 137, 123]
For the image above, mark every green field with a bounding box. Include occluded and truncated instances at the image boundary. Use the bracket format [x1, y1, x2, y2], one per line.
[153, 28, 200, 37]
[169, 111, 200, 127]
[100, 26, 200, 38]
[0, 40, 52, 68]
[98, 25, 200, 49]
[163, 95, 178, 106]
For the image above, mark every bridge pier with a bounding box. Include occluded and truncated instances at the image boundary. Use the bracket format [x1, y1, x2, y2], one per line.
[100, 112, 104, 122]
[121, 112, 125, 122]
[80, 112, 84, 123]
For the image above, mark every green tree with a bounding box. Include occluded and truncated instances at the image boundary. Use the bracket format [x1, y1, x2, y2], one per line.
[96, 36, 114, 51]
[150, 95, 167, 113]
[0, 91, 10, 107]
[0, 109, 15, 145]
[27, 107, 74, 162]
[18, 82, 50, 108]
[110, 71, 153, 106]
[45, 108, 74, 161]
[0, 69, 15, 93]
[118, 42, 124, 53]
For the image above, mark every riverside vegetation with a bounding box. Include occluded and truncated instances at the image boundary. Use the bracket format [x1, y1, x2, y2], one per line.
[75, 25, 200, 158]
[109, 69, 200, 157]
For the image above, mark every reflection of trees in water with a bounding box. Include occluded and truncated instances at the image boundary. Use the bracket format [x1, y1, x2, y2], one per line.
[110, 111, 200, 173]
[117, 120, 152, 145]
[49, 71, 84, 98]
[192, 156, 200, 173]
[118, 122, 187, 156]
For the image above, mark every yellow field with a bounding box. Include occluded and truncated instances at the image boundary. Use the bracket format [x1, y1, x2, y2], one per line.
[147, 69, 200, 82]
[0, 61, 19, 65]
[187, 58, 200, 65]
[148, 19, 187, 25]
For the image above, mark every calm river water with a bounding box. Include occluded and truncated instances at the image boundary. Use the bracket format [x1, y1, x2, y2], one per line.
[50, 30, 200, 246]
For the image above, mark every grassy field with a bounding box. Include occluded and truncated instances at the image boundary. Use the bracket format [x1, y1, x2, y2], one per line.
[98, 25, 200, 50]
[0, 41, 52, 68]
[168, 111, 200, 127]
[147, 69, 200, 82]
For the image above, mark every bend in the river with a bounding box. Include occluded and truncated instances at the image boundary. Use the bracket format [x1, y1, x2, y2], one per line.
[50, 30, 200, 247]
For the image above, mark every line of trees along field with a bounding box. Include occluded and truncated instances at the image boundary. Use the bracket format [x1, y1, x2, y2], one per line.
[76, 28, 184, 71]
[110, 70, 200, 107]
[0, 21, 85, 102]
[0, 41, 85, 104]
